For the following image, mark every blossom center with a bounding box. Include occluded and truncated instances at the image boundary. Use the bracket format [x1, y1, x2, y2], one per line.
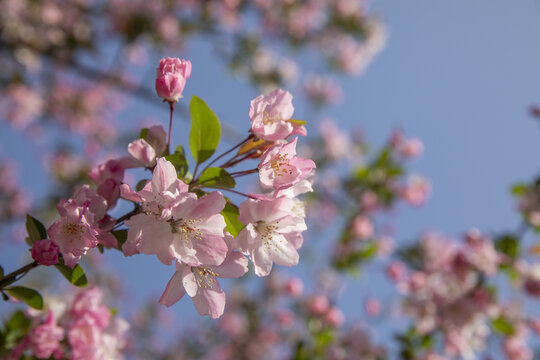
[62, 223, 84, 243]
[256, 221, 280, 251]
[193, 267, 219, 289]
[170, 218, 203, 243]
[270, 154, 293, 177]
[263, 111, 283, 124]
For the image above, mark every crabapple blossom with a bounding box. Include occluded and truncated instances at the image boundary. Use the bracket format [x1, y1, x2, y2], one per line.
[120, 157, 188, 220]
[398, 137, 424, 158]
[364, 298, 381, 317]
[308, 295, 330, 316]
[351, 215, 373, 239]
[283, 276, 304, 297]
[72, 185, 117, 248]
[159, 248, 248, 319]
[31, 239, 60, 266]
[155, 57, 192, 102]
[236, 196, 307, 276]
[27, 311, 63, 359]
[47, 199, 99, 268]
[324, 307, 345, 327]
[89, 157, 138, 208]
[258, 137, 315, 191]
[400, 174, 431, 207]
[249, 88, 306, 141]
[128, 125, 167, 167]
[123, 178, 228, 267]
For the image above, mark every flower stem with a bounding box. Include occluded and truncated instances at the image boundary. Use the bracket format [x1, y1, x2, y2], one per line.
[229, 168, 259, 177]
[167, 101, 175, 148]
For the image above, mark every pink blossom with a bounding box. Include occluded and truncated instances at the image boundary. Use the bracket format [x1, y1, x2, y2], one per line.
[72, 185, 117, 248]
[159, 249, 248, 318]
[70, 287, 111, 329]
[464, 228, 500, 276]
[124, 187, 228, 266]
[218, 313, 247, 337]
[308, 295, 330, 316]
[400, 175, 431, 207]
[360, 190, 379, 212]
[365, 298, 381, 317]
[120, 157, 189, 218]
[89, 157, 138, 208]
[319, 118, 351, 161]
[324, 307, 345, 327]
[398, 137, 424, 158]
[386, 261, 407, 282]
[275, 308, 295, 326]
[351, 215, 373, 239]
[32, 239, 60, 266]
[258, 138, 315, 191]
[303, 75, 342, 106]
[47, 199, 99, 268]
[69, 314, 102, 359]
[504, 326, 533, 360]
[27, 311, 64, 359]
[236, 196, 307, 276]
[249, 89, 305, 141]
[128, 125, 167, 167]
[283, 276, 304, 297]
[155, 58, 192, 102]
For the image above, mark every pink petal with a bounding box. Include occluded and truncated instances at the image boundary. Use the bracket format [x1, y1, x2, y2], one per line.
[192, 283, 226, 319]
[212, 251, 248, 278]
[159, 269, 187, 307]
[152, 158, 177, 194]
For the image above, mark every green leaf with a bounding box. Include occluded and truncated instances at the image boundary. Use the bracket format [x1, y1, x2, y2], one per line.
[25, 215, 47, 246]
[112, 230, 128, 249]
[198, 167, 236, 188]
[495, 234, 519, 261]
[135, 179, 149, 192]
[189, 95, 221, 164]
[55, 260, 87, 287]
[221, 203, 244, 237]
[511, 183, 528, 196]
[6, 287, 43, 310]
[139, 127, 149, 139]
[6, 310, 31, 332]
[492, 316, 515, 335]
[165, 145, 189, 177]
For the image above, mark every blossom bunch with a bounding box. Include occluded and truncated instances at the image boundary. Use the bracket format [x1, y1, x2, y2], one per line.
[0, 59, 315, 324]
[9, 287, 129, 360]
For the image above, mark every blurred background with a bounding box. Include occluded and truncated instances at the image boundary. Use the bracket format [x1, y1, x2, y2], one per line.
[2, 0, 540, 358]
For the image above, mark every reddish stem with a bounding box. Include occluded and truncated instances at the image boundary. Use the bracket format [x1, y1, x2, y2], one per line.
[167, 101, 175, 148]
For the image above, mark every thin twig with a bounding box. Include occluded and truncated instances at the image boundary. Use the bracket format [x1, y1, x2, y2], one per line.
[0, 261, 39, 288]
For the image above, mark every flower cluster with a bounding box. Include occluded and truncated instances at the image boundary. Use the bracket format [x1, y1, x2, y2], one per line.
[10, 287, 129, 360]
[25, 59, 315, 320]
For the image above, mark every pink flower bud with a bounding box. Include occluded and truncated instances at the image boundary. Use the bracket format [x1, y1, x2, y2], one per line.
[31, 239, 60, 266]
[308, 295, 329, 316]
[398, 138, 424, 158]
[351, 215, 373, 239]
[386, 261, 406, 282]
[155, 58, 192, 102]
[283, 276, 304, 297]
[365, 298, 381, 317]
[275, 309, 295, 326]
[529, 318, 540, 334]
[324, 307, 344, 327]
